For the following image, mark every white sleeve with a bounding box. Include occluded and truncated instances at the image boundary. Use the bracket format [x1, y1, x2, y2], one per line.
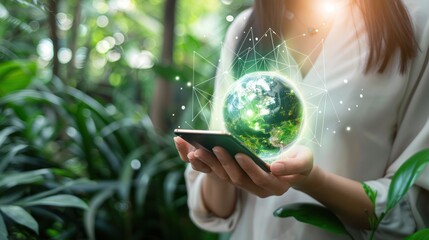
[185, 166, 242, 232]
[356, 13, 429, 238]
[184, 9, 251, 232]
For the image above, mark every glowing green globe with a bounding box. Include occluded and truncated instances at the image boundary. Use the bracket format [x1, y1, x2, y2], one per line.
[223, 72, 304, 163]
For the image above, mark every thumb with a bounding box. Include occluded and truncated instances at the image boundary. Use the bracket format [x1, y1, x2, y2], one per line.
[271, 161, 289, 175]
[270, 145, 313, 176]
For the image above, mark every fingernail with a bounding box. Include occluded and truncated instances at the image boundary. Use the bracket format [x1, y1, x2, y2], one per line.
[234, 154, 243, 161]
[187, 152, 193, 160]
[212, 147, 221, 157]
[271, 162, 286, 174]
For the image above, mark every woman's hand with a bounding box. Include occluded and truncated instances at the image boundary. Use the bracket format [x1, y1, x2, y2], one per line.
[174, 136, 234, 182]
[175, 135, 314, 198]
[213, 144, 313, 198]
[174, 136, 237, 218]
[174, 136, 220, 174]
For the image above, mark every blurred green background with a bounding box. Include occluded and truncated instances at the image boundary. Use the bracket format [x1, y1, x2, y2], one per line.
[0, 0, 249, 239]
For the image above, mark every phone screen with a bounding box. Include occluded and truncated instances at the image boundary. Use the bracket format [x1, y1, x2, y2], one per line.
[174, 129, 270, 172]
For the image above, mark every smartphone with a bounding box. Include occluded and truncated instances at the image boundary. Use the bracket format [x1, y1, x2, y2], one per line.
[174, 129, 270, 172]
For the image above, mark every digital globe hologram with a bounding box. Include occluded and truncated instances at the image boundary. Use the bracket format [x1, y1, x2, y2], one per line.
[223, 71, 305, 163]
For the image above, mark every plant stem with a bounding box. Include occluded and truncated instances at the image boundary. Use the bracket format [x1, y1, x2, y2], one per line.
[369, 212, 386, 240]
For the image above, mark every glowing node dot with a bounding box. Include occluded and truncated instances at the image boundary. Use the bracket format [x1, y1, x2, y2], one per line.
[130, 159, 141, 170]
[172, 114, 175, 117]
[226, 15, 234, 22]
[348, 108, 351, 111]
[360, 94, 364, 98]
[235, 36, 238, 39]
[181, 105, 186, 110]
[187, 82, 192, 87]
[255, 37, 259, 41]
[175, 76, 180, 81]
[356, 104, 359, 108]
[180, 87, 183, 90]
[333, 130, 336, 134]
[344, 79, 348, 84]
[319, 110, 322, 114]
[339, 100, 343, 104]
[346, 126, 351, 131]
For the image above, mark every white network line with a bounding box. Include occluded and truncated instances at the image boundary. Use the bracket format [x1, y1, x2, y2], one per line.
[186, 28, 341, 146]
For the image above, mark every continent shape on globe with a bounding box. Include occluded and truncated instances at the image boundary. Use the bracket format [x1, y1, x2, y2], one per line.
[223, 71, 304, 163]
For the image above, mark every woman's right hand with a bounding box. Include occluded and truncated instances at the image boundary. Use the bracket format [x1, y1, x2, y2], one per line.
[174, 136, 237, 218]
[174, 136, 211, 173]
[174, 136, 231, 181]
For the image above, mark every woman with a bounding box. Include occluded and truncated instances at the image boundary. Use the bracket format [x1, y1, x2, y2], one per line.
[175, 0, 429, 239]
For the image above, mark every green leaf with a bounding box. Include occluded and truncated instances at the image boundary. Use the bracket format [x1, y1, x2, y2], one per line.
[0, 60, 37, 97]
[273, 203, 350, 236]
[22, 194, 88, 210]
[0, 126, 17, 148]
[0, 169, 50, 188]
[405, 229, 429, 240]
[0, 214, 8, 239]
[21, 179, 88, 203]
[0, 206, 38, 234]
[0, 144, 28, 173]
[118, 147, 146, 202]
[85, 188, 114, 240]
[135, 151, 170, 209]
[362, 182, 377, 206]
[0, 89, 63, 106]
[164, 170, 182, 208]
[387, 149, 429, 211]
[362, 182, 379, 229]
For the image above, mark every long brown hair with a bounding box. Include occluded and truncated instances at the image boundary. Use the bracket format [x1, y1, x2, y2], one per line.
[236, 0, 417, 75]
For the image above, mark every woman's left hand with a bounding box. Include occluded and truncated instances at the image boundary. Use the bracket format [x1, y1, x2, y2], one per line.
[200, 145, 314, 198]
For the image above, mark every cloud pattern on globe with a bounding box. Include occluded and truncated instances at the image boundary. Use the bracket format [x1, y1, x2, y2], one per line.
[223, 72, 304, 163]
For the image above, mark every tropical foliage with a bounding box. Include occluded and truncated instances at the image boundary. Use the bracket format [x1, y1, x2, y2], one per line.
[0, 0, 248, 239]
[274, 149, 429, 240]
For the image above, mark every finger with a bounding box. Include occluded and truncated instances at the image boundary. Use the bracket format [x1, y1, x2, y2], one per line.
[213, 147, 268, 196]
[271, 145, 313, 176]
[194, 148, 231, 182]
[212, 147, 245, 178]
[235, 153, 286, 195]
[174, 137, 195, 162]
[187, 151, 211, 173]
